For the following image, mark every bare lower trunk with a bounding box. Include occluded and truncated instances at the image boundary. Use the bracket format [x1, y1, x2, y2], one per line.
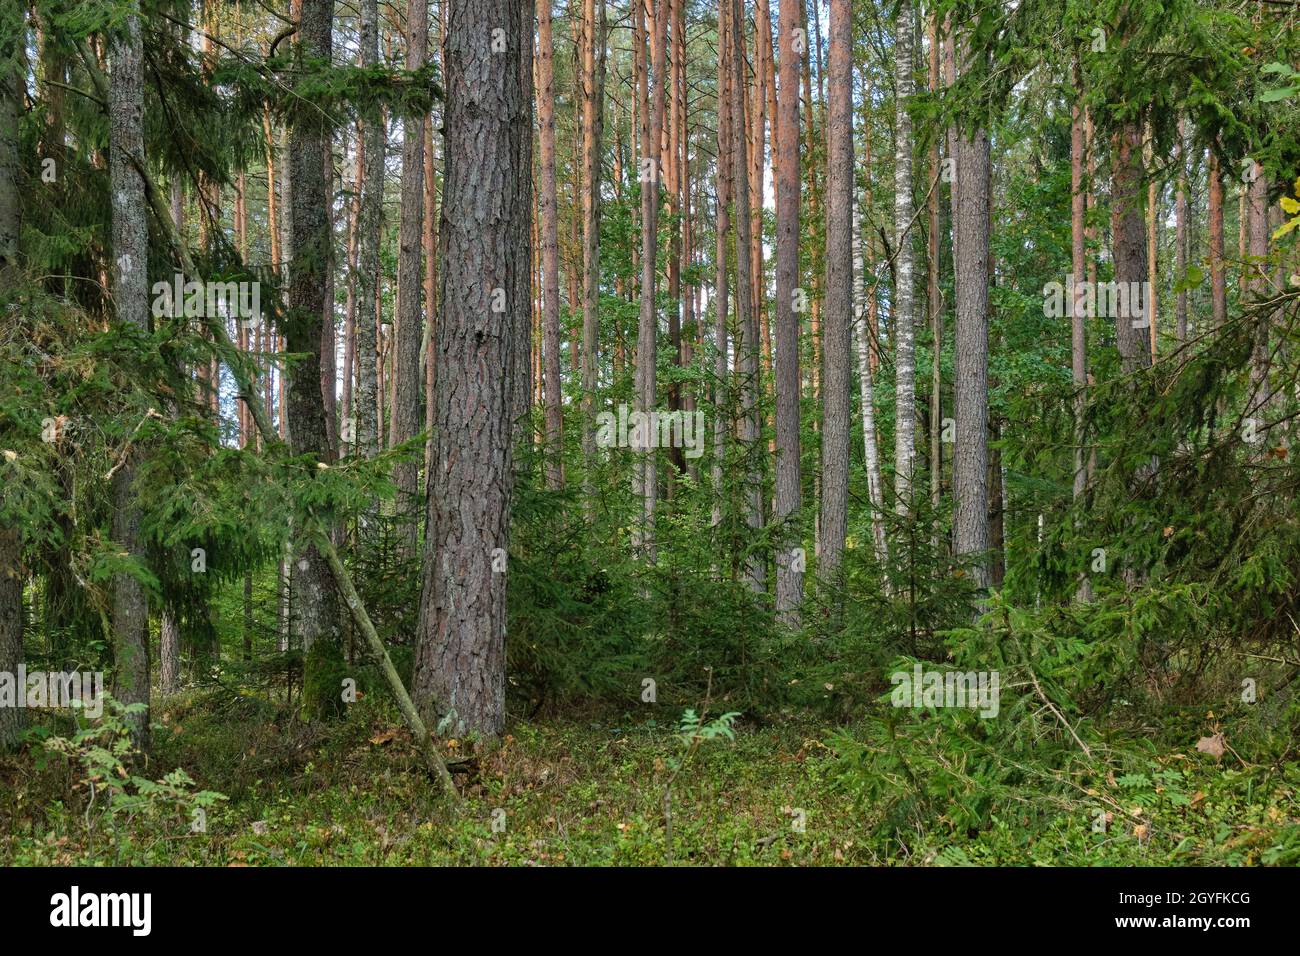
[711, 0, 732, 538]
[1208, 149, 1226, 329]
[355, 0, 383, 464]
[109, 6, 151, 749]
[391, 0, 429, 558]
[632, 0, 668, 565]
[951, 35, 990, 590]
[1070, 56, 1092, 603]
[730, 0, 764, 592]
[288, 0, 344, 719]
[539, 0, 563, 489]
[413, 0, 528, 737]
[892, 0, 917, 517]
[1112, 122, 1151, 374]
[580, 0, 607, 517]
[772, 0, 803, 626]
[818, 0, 853, 586]
[160, 608, 181, 695]
[854, 202, 889, 572]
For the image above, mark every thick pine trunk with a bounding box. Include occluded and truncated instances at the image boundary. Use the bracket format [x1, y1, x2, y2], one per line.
[413, 0, 528, 737]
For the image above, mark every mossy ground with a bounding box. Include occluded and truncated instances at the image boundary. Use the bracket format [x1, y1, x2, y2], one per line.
[1, 688, 1296, 866]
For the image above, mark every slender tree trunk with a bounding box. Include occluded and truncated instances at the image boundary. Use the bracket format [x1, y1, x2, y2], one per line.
[1145, 125, 1158, 359]
[731, 0, 764, 592]
[580, 0, 606, 517]
[511, 5, 535, 438]
[423, 114, 438, 483]
[342, 129, 361, 449]
[355, 0, 383, 464]
[892, 0, 917, 518]
[1175, 120, 1188, 341]
[951, 32, 990, 590]
[856, 63, 889, 573]
[1070, 55, 1092, 603]
[288, 0, 344, 719]
[927, 15, 943, 527]
[772, 0, 803, 625]
[1209, 149, 1226, 329]
[539, 0, 563, 489]
[0, 528, 21, 749]
[413, 0, 528, 737]
[1247, 160, 1270, 416]
[853, 204, 889, 572]
[109, 4, 151, 749]
[391, 0, 429, 558]
[711, 0, 732, 537]
[818, 0, 852, 587]
[632, 0, 668, 564]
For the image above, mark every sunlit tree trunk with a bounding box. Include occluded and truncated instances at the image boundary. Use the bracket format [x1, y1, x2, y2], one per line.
[892, 0, 917, 518]
[818, 0, 852, 586]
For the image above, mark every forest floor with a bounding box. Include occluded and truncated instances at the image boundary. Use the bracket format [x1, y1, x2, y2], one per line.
[1, 687, 1297, 866]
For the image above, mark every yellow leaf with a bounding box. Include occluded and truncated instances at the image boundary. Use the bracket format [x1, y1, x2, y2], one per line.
[1280, 196, 1300, 215]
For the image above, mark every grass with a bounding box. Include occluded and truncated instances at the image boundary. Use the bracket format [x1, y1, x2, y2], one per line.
[2, 687, 1297, 866]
